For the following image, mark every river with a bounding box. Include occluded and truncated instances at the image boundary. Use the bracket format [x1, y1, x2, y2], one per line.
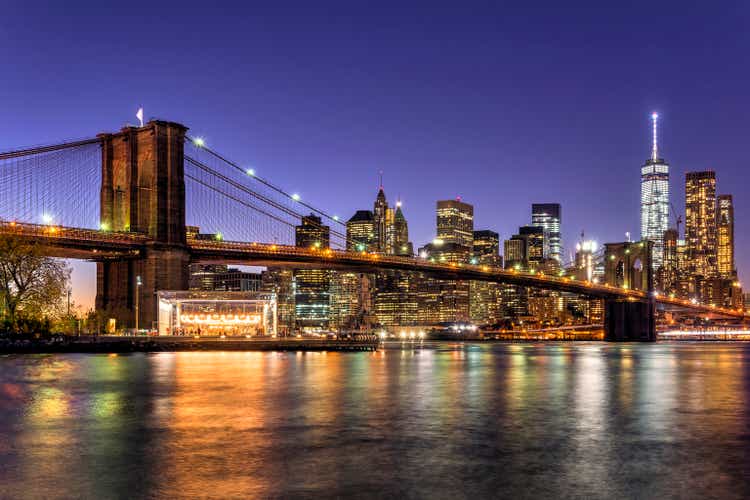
[1, 342, 749, 499]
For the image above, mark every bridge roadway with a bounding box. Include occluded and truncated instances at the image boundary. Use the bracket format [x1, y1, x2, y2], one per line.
[2, 220, 747, 320]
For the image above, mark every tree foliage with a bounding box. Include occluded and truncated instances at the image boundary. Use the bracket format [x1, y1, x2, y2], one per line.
[0, 234, 70, 331]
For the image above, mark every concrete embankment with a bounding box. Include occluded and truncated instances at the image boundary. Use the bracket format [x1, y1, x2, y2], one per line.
[0, 335, 380, 354]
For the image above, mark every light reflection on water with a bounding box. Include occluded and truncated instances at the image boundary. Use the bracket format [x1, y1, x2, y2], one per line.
[0, 342, 749, 499]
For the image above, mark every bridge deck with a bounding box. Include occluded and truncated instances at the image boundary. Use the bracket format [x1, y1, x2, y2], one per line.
[1, 221, 746, 320]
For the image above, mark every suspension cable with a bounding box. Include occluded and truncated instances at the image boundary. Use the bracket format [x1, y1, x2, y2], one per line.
[185, 136, 345, 228]
[0, 138, 101, 161]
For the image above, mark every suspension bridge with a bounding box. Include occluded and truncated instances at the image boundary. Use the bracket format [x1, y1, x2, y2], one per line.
[1, 119, 746, 340]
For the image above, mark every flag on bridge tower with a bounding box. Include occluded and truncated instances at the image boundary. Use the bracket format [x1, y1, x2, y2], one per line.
[136, 107, 144, 127]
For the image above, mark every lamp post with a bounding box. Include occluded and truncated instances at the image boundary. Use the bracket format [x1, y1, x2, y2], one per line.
[135, 275, 142, 331]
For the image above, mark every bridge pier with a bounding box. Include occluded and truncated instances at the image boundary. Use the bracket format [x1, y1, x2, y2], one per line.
[96, 120, 189, 331]
[604, 298, 656, 342]
[96, 247, 189, 330]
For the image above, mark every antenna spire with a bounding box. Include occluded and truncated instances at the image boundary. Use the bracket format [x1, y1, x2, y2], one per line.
[379, 170, 383, 189]
[651, 112, 659, 161]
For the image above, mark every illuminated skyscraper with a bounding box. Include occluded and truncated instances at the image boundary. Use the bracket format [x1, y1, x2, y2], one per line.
[392, 201, 412, 256]
[436, 198, 474, 248]
[373, 185, 389, 252]
[473, 230, 501, 266]
[470, 230, 502, 324]
[685, 171, 717, 278]
[294, 214, 331, 330]
[346, 210, 375, 252]
[717, 194, 735, 279]
[531, 203, 561, 262]
[640, 113, 670, 271]
[518, 225, 546, 269]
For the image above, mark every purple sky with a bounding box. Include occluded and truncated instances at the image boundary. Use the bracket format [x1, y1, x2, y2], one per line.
[2, 1, 749, 309]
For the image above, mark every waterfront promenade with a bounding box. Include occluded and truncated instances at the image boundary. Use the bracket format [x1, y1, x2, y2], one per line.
[0, 335, 379, 354]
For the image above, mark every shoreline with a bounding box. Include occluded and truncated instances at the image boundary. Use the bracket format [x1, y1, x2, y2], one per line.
[0, 336, 380, 354]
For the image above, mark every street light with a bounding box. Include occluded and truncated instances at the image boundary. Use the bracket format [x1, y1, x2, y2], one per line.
[135, 275, 142, 331]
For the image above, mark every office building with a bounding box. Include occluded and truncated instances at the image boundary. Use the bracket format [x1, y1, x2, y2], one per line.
[294, 215, 331, 330]
[504, 237, 527, 270]
[374, 186, 389, 252]
[261, 268, 295, 335]
[346, 210, 375, 252]
[640, 113, 670, 271]
[717, 194, 735, 279]
[518, 225, 546, 269]
[532, 203, 561, 263]
[392, 201, 412, 256]
[473, 230, 502, 266]
[436, 198, 474, 247]
[685, 171, 717, 279]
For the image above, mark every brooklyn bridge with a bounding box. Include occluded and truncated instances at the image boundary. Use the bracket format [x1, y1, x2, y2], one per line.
[1, 120, 746, 340]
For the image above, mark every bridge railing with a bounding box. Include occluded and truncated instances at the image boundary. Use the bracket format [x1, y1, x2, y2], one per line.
[188, 238, 748, 318]
[0, 220, 150, 245]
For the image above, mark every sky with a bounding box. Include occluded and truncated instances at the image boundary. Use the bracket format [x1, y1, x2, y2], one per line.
[1, 1, 749, 309]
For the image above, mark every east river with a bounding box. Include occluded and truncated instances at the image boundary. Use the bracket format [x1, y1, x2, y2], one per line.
[1, 342, 749, 499]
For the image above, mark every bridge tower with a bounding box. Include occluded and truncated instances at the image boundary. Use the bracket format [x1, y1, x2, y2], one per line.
[603, 240, 656, 341]
[95, 120, 190, 330]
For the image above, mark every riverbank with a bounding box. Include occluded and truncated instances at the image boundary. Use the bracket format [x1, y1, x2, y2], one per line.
[0, 335, 379, 354]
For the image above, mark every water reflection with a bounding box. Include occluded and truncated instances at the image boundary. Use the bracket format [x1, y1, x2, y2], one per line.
[0, 343, 749, 498]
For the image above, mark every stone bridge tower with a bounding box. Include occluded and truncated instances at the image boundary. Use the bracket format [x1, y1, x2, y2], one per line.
[95, 120, 190, 330]
[603, 240, 656, 341]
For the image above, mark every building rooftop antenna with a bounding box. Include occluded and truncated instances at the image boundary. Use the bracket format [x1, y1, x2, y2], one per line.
[651, 112, 659, 161]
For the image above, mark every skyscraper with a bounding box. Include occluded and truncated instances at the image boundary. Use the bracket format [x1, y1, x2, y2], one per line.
[685, 171, 717, 278]
[518, 225, 546, 268]
[473, 230, 501, 266]
[717, 194, 735, 279]
[294, 214, 331, 330]
[392, 201, 412, 256]
[640, 113, 670, 271]
[373, 186, 389, 252]
[346, 210, 375, 252]
[531, 203, 561, 263]
[436, 199, 474, 248]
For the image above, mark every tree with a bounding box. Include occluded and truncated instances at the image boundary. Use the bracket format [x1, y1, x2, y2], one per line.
[0, 234, 70, 331]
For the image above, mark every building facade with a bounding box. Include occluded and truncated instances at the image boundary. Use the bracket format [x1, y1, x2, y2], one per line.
[294, 214, 331, 330]
[640, 113, 670, 272]
[436, 199, 474, 248]
[717, 194, 735, 279]
[531, 203, 562, 263]
[685, 171, 717, 279]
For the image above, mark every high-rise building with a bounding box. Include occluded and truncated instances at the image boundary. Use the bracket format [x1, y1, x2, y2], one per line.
[717, 194, 735, 279]
[436, 198, 474, 248]
[573, 240, 599, 282]
[685, 171, 717, 278]
[660, 228, 679, 294]
[374, 271, 418, 327]
[330, 272, 373, 331]
[392, 201, 412, 256]
[518, 225, 546, 268]
[470, 230, 502, 325]
[261, 268, 295, 335]
[294, 215, 331, 330]
[189, 264, 229, 290]
[296, 214, 330, 248]
[473, 230, 501, 266]
[373, 186, 389, 252]
[346, 210, 375, 252]
[640, 113, 670, 271]
[531, 204, 561, 263]
[503, 237, 526, 270]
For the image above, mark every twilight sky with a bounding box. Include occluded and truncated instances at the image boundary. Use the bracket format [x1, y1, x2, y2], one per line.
[1, 1, 749, 309]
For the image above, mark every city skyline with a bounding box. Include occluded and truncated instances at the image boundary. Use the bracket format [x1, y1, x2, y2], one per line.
[2, 2, 748, 308]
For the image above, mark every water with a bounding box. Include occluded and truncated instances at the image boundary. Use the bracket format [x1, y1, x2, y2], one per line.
[1, 342, 749, 499]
